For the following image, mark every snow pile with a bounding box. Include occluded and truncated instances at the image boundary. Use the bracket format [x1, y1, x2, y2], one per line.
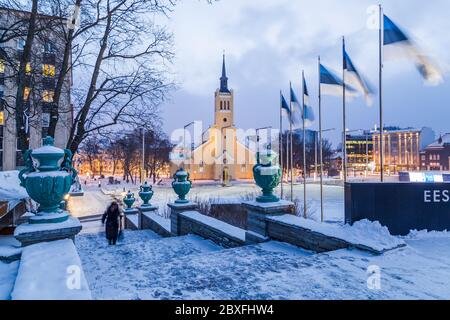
[11, 239, 91, 300]
[405, 229, 450, 240]
[0, 261, 19, 300]
[0, 235, 22, 260]
[269, 215, 405, 253]
[341, 220, 406, 253]
[0, 171, 29, 212]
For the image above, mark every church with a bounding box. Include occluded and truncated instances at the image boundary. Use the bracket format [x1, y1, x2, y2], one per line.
[181, 55, 256, 182]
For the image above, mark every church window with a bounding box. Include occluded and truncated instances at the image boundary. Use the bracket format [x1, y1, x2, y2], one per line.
[227, 101, 230, 109]
[223, 118, 227, 123]
[220, 101, 223, 110]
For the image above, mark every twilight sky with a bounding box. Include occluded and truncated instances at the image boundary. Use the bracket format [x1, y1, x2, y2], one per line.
[160, 0, 450, 146]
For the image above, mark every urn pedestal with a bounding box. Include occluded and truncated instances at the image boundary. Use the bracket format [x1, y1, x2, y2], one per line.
[172, 168, 192, 204]
[15, 137, 81, 246]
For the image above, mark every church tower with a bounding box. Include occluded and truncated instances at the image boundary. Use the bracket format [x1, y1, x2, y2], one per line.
[214, 54, 234, 130]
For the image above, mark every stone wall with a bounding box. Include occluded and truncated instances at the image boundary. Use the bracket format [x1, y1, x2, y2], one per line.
[177, 211, 246, 248]
[266, 217, 350, 253]
[141, 213, 172, 238]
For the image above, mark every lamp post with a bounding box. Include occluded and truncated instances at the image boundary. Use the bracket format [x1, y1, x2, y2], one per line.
[183, 122, 195, 168]
[221, 125, 232, 186]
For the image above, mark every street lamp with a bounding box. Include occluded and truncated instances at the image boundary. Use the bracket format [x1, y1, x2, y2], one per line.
[220, 125, 233, 186]
[183, 122, 195, 167]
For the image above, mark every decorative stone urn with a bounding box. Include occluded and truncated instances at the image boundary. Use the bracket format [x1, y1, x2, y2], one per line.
[18, 137, 77, 224]
[123, 191, 136, 210]
[172, 168, 192, 204]
[253, 149, 282, 203]
[139, 181, 154, 207]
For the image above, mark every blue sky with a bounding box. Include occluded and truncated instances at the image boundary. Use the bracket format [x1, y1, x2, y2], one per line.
[160, 0, 450, 145]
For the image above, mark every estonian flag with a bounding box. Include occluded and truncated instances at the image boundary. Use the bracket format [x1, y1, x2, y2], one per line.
[320, 64, 357, 97]
[289, 86, 302, 129]
[302, 77, 315, 127]
[281, 92, 290, 118]
[343, 49, 375, 106]
[384, 14, 443, 85]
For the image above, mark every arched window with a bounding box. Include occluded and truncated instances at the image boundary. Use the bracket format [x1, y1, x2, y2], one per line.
[220, 101, 223, 110]
[227, 101, 230, 109]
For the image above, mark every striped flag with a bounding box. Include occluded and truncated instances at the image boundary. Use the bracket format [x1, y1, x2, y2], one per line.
[302, 76, 315, 127]
[384, 14, 443, 85]
[281, 92, 290, 117]
[320, 64, 357, 97]
[289, 85, 302, 129]
[343, 48, 375, 106]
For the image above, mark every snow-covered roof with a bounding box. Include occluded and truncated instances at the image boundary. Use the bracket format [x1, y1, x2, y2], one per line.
[425, 133, 450, 149]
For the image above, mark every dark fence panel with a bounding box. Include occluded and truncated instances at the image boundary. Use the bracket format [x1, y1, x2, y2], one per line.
[345, 182, 450, 235]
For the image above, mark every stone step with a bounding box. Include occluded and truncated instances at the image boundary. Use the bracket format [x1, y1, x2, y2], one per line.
[76, 230, 223, 299]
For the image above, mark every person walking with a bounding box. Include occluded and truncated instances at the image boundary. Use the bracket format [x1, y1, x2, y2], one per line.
[101, 202, 122, 245]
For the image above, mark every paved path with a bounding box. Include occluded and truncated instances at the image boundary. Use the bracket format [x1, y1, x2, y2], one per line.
[68, 191, 112, 218]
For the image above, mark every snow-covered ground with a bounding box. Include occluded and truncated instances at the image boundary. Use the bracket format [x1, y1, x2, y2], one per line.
[76, 228, 450, 300]
[0, 261, 19, 300]
[69, 182, 344, 223]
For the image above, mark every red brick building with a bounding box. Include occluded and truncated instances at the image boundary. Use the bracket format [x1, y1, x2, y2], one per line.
[420, 134, 450, 171]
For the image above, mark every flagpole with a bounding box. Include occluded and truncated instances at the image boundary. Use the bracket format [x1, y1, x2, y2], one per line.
[379, 4, 385, 182]
[302, 71, 307, 218]
[280, 91, 284, 199]
[342, 36, 348, 184]
[318, 56, 324, 222]
[289, 82, 294, 201]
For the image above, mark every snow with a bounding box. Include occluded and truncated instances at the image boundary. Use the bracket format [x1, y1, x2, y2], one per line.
[181, 211, 246, 241]
[32, 145, 64, 155]
[0, 261, 19, 300]
[76, 230, 220, 299]
[127, 214, 139, 228]
[26, 171, 70, 178]
[0, 171, 29, 212]
[268, 215, 405, 253]
[11, 239, 92, 300]
[14, 216, 81, 236]
[76, 229, 450, 300]
[143, 211, 170, 232]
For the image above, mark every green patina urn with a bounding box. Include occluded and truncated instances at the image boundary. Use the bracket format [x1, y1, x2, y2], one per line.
[253, 149, 282, 203]
[18, 137, 77, 224]
[139, 181, 154, 207]
[123, 191, 136, 210]
[172, 168, 192, 204]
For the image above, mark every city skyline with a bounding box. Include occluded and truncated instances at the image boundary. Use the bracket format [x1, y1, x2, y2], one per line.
[161, 0, 450, 146]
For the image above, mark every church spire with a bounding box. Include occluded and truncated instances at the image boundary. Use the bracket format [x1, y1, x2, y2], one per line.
[220, 53, 230, 93]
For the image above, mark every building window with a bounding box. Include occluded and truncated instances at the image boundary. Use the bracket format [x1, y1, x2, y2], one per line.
[25, 62, 32, 75]
[43, 42, 56, 54]
[42, 64, 55, 77]
[223, 118, 227, 123]
[0, 59, 4, 73]
[17, 39, 26, 51]
[42, 112, 50, 128]
[24, 87, 31, 101]
[42, 90, 54, 103]
[0, 126, 3, 170]
[220, 101, 223, 110]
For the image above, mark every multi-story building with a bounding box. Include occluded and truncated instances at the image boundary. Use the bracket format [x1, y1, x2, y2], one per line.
[420, 134, 450, 171]
[373, 127, 435, 173]
[0, 7, 72, 170]
[345, 131, 373, 174]
[172, 55, 256, 181]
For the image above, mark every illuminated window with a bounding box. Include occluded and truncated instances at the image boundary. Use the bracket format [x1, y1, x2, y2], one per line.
[25, 62, 32, 75]
[42, 64, 55, 77]
[24, 87, 31, 101]
[0, 59, 4, 73]
[17, 39, 25, 50]
[42, 90, 54, 103]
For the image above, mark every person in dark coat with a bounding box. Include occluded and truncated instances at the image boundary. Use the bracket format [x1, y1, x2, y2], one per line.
[102, 202, 122, 245]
